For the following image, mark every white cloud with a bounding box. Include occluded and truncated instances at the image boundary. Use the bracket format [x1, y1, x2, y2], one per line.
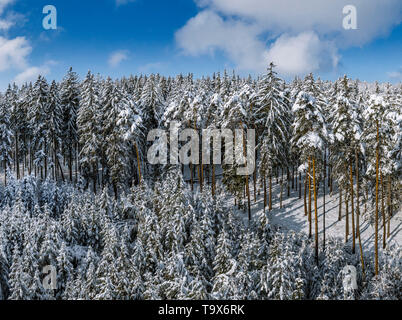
[0, 0, 14, 15]
[176, 11, 267, 71]
[177, 0, 402, 76]
[108, 50, 129, 68]
[14, 65, 50, 85]
[0, 2, 54, 87]
[265, 32, 339, 76]
[0, 0, 15, 30]
[0, 36, 31, 71]
[387, 67, 402, 81]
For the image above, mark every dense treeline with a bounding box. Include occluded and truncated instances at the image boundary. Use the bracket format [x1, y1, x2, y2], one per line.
[0, 172, 400, 300]
[0, 64, 401, 299]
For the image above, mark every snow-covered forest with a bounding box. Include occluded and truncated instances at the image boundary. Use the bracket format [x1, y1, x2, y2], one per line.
[0, 64, 401, 300]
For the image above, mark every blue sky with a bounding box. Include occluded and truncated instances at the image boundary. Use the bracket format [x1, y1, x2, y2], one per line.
[0, 0, 401, 89]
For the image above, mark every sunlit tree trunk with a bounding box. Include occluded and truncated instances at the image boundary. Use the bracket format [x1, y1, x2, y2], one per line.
[350, 162, 355, 254]
[308, 159, 312, 238]
[387, 176, 391, 238]
[339, 188, 342, 221]
[313, 157, 319, 264]
[345, 188, 349, 243]
[374, 121, 380, 276]
[380, 172, 386, 249]
[355, 148, 365, 276]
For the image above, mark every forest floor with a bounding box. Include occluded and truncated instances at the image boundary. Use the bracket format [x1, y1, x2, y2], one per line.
[231, 177, 401, 254]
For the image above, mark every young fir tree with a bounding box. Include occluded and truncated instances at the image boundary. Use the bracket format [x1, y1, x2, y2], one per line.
[0, 94, 13, 186]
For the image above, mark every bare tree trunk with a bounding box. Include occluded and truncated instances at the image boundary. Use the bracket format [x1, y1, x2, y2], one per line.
[339, 188, 342, 221]
[3, 160, 6, 186]
[313, 157, 319, 265]
[299, 172, 302, 199]
[212, 164, 216, 197]
[69, 146, 73, 183]
[380, 172, 386, 249]
[93, 162, 97, 194]
[190, 163, 194, 191]
[345, 188, 349, 243]
[387, 175, 391, 238]
[304, 171, 307, 216]
[308, 159, 312, 238]
[15, 132, 19, 179]
[44, 139, 48, 179]
[323, 150, 326, 250]
[134, 143, 142, 185]
[263, 175, 267, 212]
[253, 169, 257, 203]
[355, 148, 365, 276]
[374, 121, 380, 276]
[350, 162, 355, 254]
[292, 165, 295, 190]
[269, 174, 272, 211]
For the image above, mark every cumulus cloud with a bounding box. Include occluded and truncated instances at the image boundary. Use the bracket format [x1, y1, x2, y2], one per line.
[108, 50, 129, 68]
[265, 32, 339, 76]
[0, 0, 14, 14]
[0, 1, 54, 86]
[177, 0, 402, 76]
[0, 0, 16, 30]
[0, 36, 31, 71]
[14, 65, 50, 85]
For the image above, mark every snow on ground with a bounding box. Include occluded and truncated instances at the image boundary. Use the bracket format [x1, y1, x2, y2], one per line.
[231, 177, 401, 253]
[2, 168, 401, 254]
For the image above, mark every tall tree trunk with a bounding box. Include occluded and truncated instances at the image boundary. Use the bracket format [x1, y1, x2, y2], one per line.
[380, 172, 386, 249]
[299, 172, 302, 199]
[263, 176, 267, 212]
[93, 162, 97, 194]
[387, 176, 391, 238]
[253, 169, 257, 203]
[287, 167, 290, 197]
[323, 150, 326, 251]
[374, 121, 380, 276]
[44, 139, 48, 179]
[212, 164, 216, 197]
[3, 160, 6, 186]
[269, 174, 272, 211]
[339, 188, 342, 221]
[355, 148, 365, 276]
[242, 126, 251, 221]
[292, 165, 295, 190]
[15, 132, 19, 179]
[134, 143, 142, 185]
[345, 187, 349, 243]
[350, 162, 356, 254]
[304, 171, 307, 216]
[190, 163, 194, 191]
[308, 159, 312, 238]
[313, 157, 319, 264]
[69, 146, 73, 183]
